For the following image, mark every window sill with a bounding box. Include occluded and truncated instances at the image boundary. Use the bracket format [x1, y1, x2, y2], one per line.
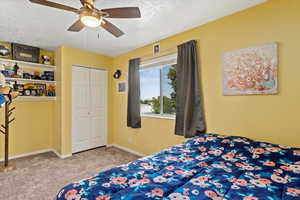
[141, 114, 175, 120]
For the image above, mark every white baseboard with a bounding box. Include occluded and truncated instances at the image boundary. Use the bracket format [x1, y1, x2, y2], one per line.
[0, 144, 144, 162]
[0, 149, 53, 162]
[0, 148, 72, 162]
[51, 149, 72, 159]
[108, 144, 146, 157]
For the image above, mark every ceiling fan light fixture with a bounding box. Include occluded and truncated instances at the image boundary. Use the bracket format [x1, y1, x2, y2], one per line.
[80, 8, 102, 28]
[81, 15, 101, 27]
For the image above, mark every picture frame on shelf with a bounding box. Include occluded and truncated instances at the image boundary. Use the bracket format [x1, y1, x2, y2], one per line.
[11, 43, 40, 63]
[0, 44, 11, 59]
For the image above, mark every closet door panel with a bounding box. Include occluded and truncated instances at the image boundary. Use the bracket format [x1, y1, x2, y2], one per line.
[72, 66, 91, 153]
[90, 116, 106, 148]
[73, 116, 91, 152]
[90, 69, 107, 147]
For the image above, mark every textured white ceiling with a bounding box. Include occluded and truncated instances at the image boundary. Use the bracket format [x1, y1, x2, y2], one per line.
[0, 0, 267, 56]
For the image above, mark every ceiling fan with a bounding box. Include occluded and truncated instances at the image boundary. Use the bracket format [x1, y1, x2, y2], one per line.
[29, 0, 141, 37]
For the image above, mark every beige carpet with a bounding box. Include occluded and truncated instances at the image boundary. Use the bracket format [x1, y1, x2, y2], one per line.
[0, 147, 139, 200]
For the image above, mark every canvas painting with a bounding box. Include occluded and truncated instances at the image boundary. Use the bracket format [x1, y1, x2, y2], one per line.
[223, 43, 278, 95]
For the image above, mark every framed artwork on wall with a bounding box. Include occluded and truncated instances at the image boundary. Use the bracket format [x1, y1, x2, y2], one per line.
[153, 43, 160, 55]
[223, 42, 278, 95]
[117, 80, 127, 94]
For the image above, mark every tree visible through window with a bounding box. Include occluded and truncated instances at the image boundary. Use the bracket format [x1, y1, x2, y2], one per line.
[140, 64, 176, 117]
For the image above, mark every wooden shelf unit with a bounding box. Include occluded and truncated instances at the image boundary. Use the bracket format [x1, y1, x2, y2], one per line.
[5, 77, 56, 85]
[0, 58, 56, 70]
[0, 58, 56, 101]
[15, 96, 56, 101]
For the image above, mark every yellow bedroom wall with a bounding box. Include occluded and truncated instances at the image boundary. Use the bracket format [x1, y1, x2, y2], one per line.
[54, 46, 114, 155]
[0, 101, 54, 159]
[111, 0, 300, 155]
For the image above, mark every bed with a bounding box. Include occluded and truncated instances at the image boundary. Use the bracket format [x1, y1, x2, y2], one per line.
[56, 133, 300, 200]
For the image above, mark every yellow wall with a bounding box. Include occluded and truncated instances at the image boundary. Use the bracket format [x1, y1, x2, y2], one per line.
[111, 0, 300, 155]
[54, 46, 113, 155]
[0, 101, 54, 159]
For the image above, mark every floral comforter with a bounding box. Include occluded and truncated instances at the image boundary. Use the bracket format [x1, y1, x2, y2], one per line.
[56, 133, 300, 200]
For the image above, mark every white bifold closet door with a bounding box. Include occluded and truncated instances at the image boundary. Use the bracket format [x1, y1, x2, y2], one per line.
[72, 66, 107, 153]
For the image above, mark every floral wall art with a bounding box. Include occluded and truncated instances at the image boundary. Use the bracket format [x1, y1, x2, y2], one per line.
[223, 43, 278, 95]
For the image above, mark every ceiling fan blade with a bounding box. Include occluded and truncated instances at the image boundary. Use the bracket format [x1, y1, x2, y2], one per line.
[29, 0, 79, 13]
[101, 19, 124, 37]
[68, 20, 85, 32]
[101, 7, 141, 18]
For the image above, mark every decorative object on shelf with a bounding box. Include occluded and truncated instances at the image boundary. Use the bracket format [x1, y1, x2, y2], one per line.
[0, 85, 18, 172]
[223, 42, 278, 95]
[113, 69, 122, 79]
[22, 72, 33, 79]
[2, 69, 14, 78]
[23, 83, 37, 96]
[24, 83, 36, 96]
[117, 80, 127, 94]
[14, 82, 24, 95]
[47, 85, 56, 96]
[21, 83, 49, 97]
[153, 43, 160, 55]
[41, 71, 54, 81]
[41, 55, 51, 65]
[12, 43, 40, 63]
[33, 71, 41, 80]
[12, 63, 22, 78]
[0, 45, 10, 57]
[23, 89, 31, 96]
[35, 84, 46, 96]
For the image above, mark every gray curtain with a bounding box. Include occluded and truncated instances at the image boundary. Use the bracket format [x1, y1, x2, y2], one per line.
[175, 40, 206, 138]
[127, 58, 141, 128]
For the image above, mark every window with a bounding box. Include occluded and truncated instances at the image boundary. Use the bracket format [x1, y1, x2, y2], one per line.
[140, 61, 176, 119]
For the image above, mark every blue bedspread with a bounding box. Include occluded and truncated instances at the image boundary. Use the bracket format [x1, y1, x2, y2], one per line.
[56, 134, 300, 200]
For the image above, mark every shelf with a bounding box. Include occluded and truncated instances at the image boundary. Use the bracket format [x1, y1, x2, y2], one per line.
[15, 96, 56, 101]
[6, 77, 56, 84]
[0, 58, 56, 71]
